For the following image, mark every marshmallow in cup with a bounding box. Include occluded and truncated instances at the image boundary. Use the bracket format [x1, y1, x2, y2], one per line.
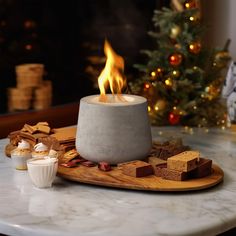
[32, 142, 49, 158]
[27, 156, 58, 188]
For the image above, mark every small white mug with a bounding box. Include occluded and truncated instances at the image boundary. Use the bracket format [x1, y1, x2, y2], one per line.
[27, 157, 58, 188]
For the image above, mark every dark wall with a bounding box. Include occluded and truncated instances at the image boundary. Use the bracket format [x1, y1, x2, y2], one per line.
[0, 0, 169, 114]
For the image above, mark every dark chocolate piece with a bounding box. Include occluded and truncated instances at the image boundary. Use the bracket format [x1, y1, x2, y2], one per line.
[189, 158, 212, 178]
[121, 160, 153, 177]
[81, 161, 96, 167]
[150, 139, 190, 160]
[154, 163, 167, 177]
[161, 168, 189, 181]
[154, 163, 188, 181]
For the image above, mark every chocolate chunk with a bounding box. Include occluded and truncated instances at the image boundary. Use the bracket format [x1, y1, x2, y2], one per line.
[81, 161, 96, 167]
[154, 163, 188, 181]
[98, 162, 112, 171]
[150, 139, 190, 160]
[154, 163, 167, 177]
[189, 158, 212, 178]
[161, 168, 189, 181]
[60, 162, 78, 168]
[121, 160, 153, 177]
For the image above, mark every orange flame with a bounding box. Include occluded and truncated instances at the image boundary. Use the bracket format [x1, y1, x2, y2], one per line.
[98, 40, 126, 102]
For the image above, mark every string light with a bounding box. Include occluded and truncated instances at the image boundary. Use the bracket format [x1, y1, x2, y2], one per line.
[148, 106, 151, 112]
[25, 44, 32, 50]
[158, 131, 163, 135]
[144, 83, 150, 89]
[189, 16, 195, 21]
[154, 106, 159, 111]
[151, 71, 156, 77]
[185, 2, 191, 8]
[165, 78, 172, 86]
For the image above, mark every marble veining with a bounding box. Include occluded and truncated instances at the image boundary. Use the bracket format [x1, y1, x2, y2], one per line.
[0, 127, 236, 236]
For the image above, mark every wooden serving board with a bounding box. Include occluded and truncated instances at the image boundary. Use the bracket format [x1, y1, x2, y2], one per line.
[57, 164, 224, 192]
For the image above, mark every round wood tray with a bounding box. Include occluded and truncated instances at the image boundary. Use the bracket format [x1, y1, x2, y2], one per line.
[57, 164, 224, 192]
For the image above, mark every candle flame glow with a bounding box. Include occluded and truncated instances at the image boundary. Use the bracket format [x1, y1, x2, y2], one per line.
[98, 40, 126, 102]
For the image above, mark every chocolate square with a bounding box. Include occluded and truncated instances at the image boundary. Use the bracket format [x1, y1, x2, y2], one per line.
[121, 160, 154, 177]
[189, 158, 212, 178]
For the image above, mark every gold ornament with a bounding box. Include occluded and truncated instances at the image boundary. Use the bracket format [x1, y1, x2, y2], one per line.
[189, 41, 201, 54]
[214, 51, 231, 68]
[154, 99, 166, 111]
[170, 25, 181, 39]
[207, 84, 221, 100]
[169, 53, 183, 66]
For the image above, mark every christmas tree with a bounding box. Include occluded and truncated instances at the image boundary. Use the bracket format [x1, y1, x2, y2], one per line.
[130, 0, 231, 127]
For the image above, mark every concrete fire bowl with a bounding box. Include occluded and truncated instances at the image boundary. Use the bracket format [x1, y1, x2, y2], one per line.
[76, 94, 152, 164]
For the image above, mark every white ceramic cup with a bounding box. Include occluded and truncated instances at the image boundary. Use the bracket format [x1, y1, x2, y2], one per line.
[11, 152, 31, 170]
[27, 157, 58, 188]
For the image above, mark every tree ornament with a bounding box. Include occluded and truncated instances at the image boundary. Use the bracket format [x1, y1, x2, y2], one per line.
[170, 25, 181, 39]
[188, 41, 201, 54]
[206, 83, 221, 100]
[213, 51, 231, 68]
[169, 53, 183, 66]
[168, 112, 180, 125]
[184, 0, 197, 9]
[154, 99, 166, 111]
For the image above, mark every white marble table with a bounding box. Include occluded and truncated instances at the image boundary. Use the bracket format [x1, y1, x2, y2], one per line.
[0, 126, 236, 236]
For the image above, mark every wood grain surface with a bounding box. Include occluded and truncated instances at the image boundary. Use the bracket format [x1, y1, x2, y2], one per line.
[57, 164, 224, 192]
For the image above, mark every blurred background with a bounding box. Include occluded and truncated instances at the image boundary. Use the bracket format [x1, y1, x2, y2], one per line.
[0, 0, 236, 115]
[0, 0, 170, 114]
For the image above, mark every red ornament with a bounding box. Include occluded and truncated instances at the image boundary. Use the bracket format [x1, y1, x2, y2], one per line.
[169, 53, 183, 66]
[168, 112, 180, 125]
